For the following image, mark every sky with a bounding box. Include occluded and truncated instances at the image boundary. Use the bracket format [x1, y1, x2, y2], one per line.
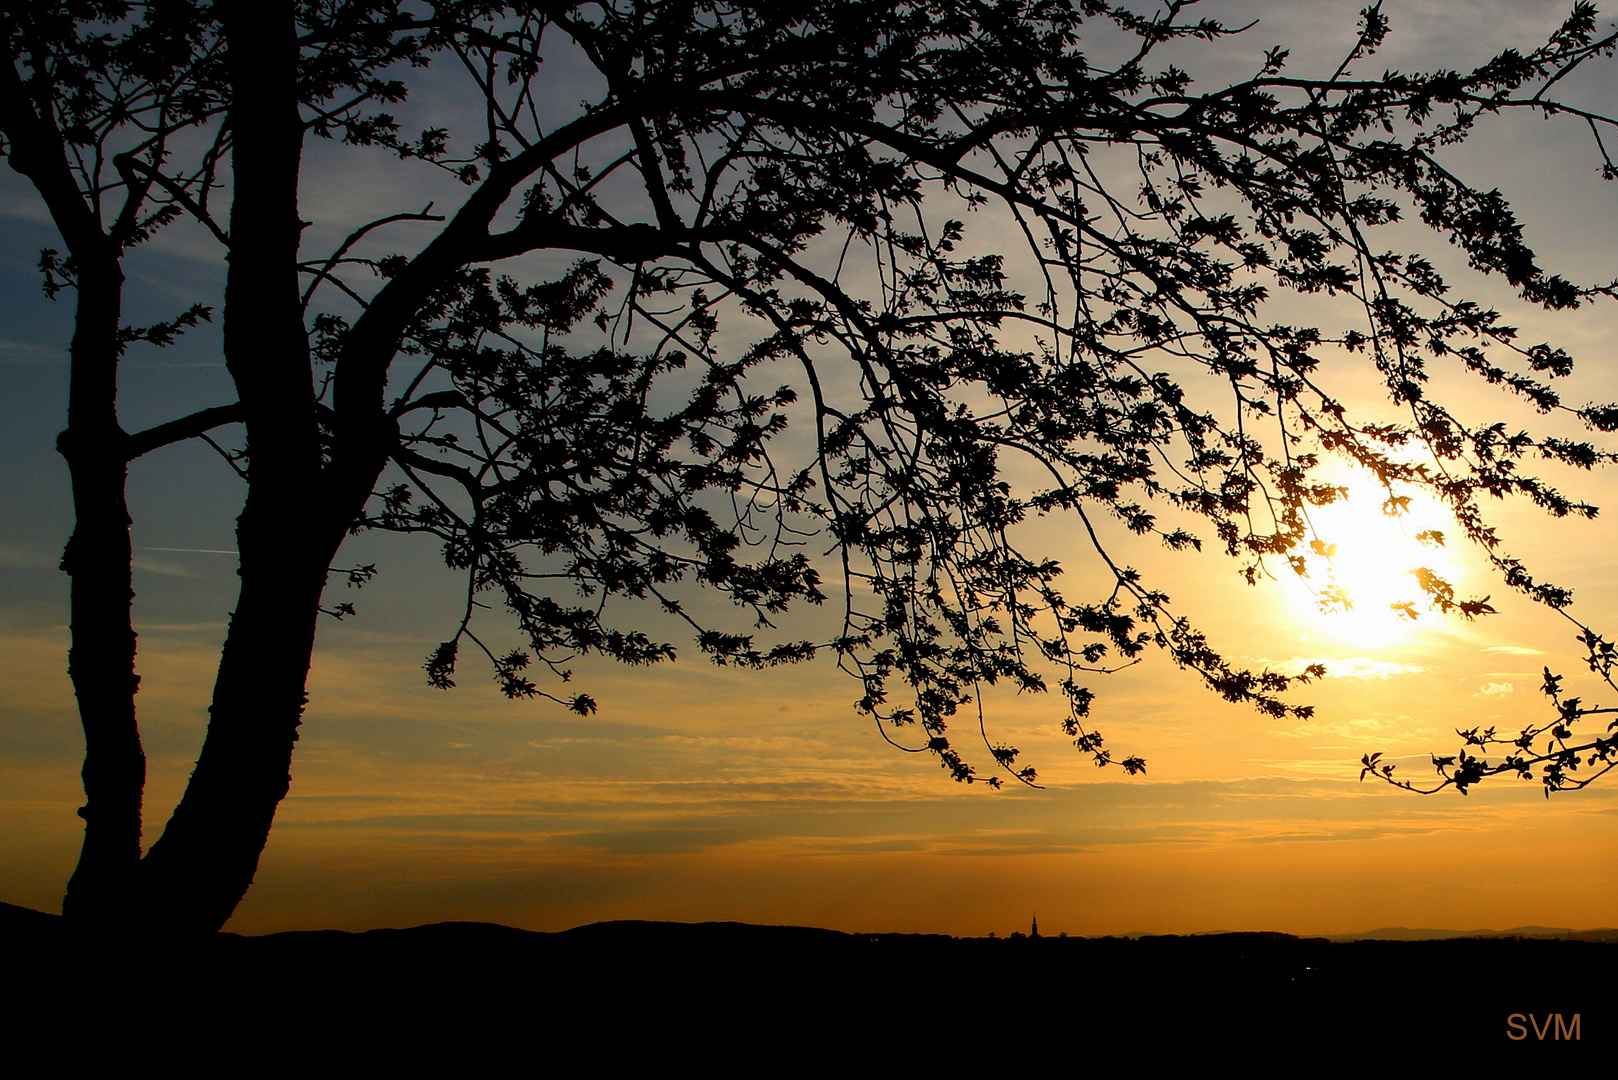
[4, 1, 1618, 938]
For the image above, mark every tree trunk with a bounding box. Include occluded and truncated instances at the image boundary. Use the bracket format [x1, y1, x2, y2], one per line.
[2, 45, 150, 928]
[58, 256, 147, 929]
[138, 1, 331, 933]
[138, 533, 336, 932]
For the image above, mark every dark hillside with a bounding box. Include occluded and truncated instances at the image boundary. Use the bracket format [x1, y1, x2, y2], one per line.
[2, 904, 1603, 1062]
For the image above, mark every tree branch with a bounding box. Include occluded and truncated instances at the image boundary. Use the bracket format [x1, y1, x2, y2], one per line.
[125, 402, 244, 459]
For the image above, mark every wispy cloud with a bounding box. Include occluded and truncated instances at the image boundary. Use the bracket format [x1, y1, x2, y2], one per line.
[0, 340, 63, 365]
[132, 557, 192, 578]
[0, 545, 54, 569]
[1278, 656, 1428, 679]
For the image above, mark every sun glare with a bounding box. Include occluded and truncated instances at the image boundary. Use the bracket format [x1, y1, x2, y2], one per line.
[1277, 467, 1469, 651]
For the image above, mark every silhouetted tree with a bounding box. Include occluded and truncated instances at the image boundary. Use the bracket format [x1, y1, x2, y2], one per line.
[6, 0, 1618, 933]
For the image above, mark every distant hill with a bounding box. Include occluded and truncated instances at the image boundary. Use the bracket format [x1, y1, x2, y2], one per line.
[1, 902, 1607, 1060]
[6, 900, 1611, 944]
[1326, 925, 1618, 943]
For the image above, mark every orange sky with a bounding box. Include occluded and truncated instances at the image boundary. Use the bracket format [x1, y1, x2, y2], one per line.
[6, 446, 1618, 936]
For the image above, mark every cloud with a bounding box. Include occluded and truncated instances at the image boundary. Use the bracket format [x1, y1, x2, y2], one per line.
[0, 340, 64, 365]
[1477, 682, 1515, 697]
[1278, 656, 1427, 679]
[132, 557, 193, 578]
[1481, 645, 1545, 657]
[0, 545, 54, 569]
[1271, 715, 1415, 742]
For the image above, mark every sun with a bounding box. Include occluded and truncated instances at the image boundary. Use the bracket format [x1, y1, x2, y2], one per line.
[1277, 466, 1470, 651]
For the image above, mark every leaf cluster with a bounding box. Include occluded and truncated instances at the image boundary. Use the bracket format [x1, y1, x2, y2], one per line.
[320, 0, 1618, 787]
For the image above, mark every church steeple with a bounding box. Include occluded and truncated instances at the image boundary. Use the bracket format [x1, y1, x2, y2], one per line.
[1031, 915, 1040, 939]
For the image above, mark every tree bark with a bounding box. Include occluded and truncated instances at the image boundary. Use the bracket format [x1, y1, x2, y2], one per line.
[138, 1, 333, 933]
[3, 36, 149, 927]
[58, 254, 147, 928]
[138, 540, 335, 933]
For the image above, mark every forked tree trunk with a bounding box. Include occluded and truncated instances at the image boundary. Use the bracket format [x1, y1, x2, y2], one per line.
[9, 1, 408, 933]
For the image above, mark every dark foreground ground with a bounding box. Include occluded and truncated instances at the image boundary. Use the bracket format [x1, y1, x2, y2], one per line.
[3, 902, 1606, 1062]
